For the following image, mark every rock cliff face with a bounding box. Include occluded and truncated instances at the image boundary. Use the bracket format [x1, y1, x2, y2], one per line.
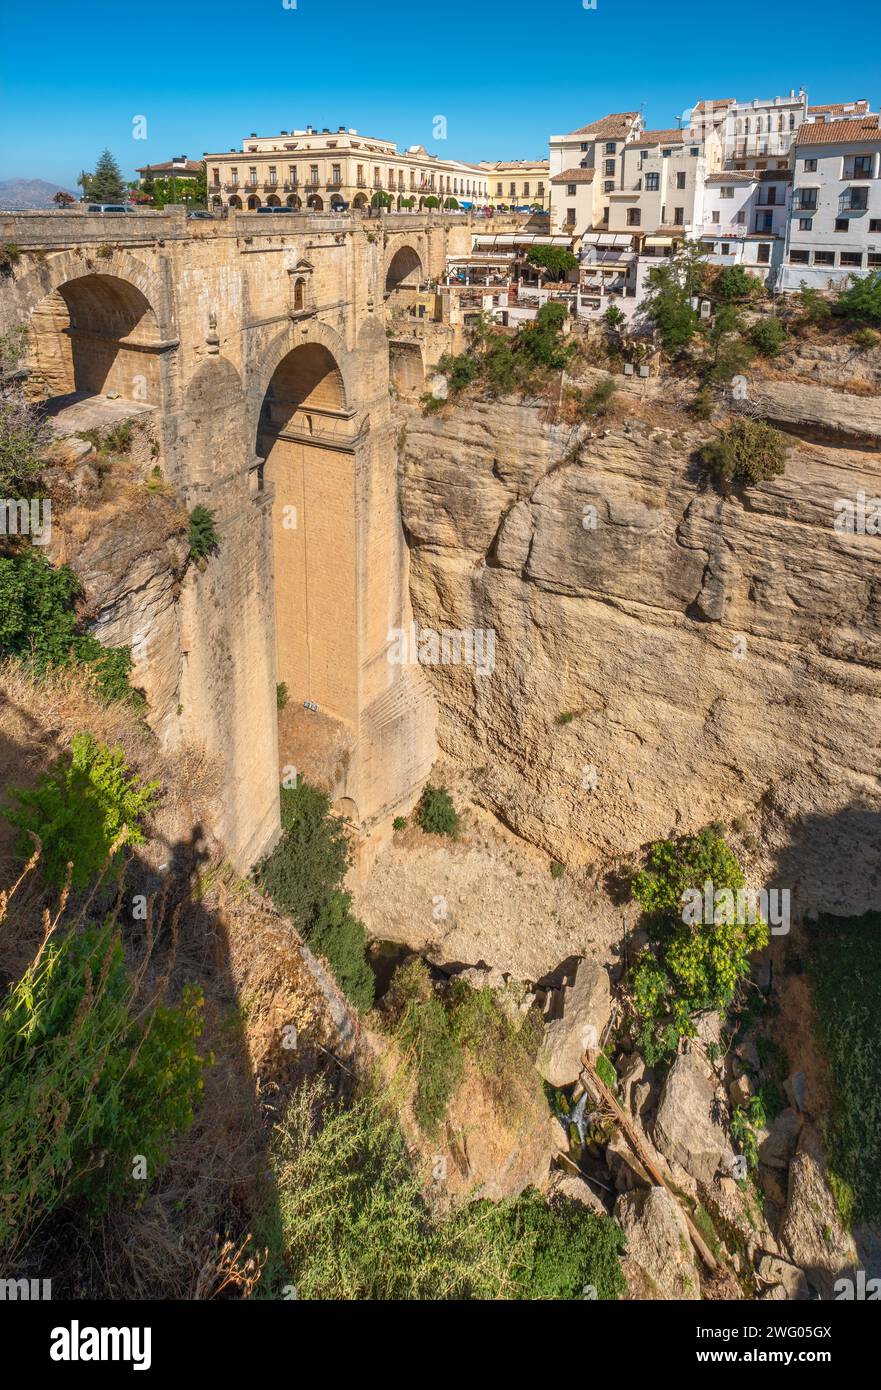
[398, 384, 881, 918]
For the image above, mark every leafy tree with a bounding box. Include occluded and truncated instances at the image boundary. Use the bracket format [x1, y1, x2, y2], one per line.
[628, 827, 769, 1062]
[371, 189, 392, 209]
[525, 246, 579, 280]
[5, 732, 159, 888]
[443, 196, 459, 210]
[188, 504, 219, 560]
[423, 195, 440, 209]
[835, 271, 881, 327]
[701, 416, 788, 489]
[416, 784, 459, 836]
[642, 259, 700, 351]
[701, 302, 754, 384]
[80, 150, 126, 203]
[436, 350, 480, 393]
[52, 190, 76, 207]
[750, 316, 787, 357]
[0, 921, 203, 1249]
[604, 303, 626, 330]
[714, 264, 759, 301]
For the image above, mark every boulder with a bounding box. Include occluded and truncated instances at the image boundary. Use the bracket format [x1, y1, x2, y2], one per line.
[551, 1171, 608, 1218]
[654, 1049, 728, 1187]
[535, 960, 610, 1087]
[606, 1129, 648, 1194]
[757, 1256, 811, 1301]
[784, 1071, 809, 1113]
[618, 1052, 646, 1114]
[729, 1074, 752, 1107]
[780, 1124, 858, 1300]
[615, 1186, 701, 1300]
[759, 1108, 803, 1170]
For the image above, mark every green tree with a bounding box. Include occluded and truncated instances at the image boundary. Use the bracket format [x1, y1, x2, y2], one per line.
[423, 195, 440, 209]
[642, 258, 701, 351]
[714, 264, 759, 301]
[750, 316, 787, 357]
[416, 784, 459, 836]
[701, 303, 754, 384]
[81, 150, 126, 203]
[525, 246, 579, 280]
[835, 271, 881, 326]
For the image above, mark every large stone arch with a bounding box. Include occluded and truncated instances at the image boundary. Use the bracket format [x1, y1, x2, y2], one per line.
[6, 246, 172, 344]
[249, 318, 356, 446]
[384, 242, 424, 295]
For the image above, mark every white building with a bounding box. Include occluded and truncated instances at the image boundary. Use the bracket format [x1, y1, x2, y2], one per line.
[781, 114, 881, 290]
[549, 112, 643, 238]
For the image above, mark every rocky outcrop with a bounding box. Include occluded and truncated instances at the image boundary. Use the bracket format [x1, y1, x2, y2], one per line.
[535, 959, 611, 1087]
[752, 379, 881, 448]
[399, 393, 881, 915]
[779, 1124, 859, 1299]
[615, 1186, 702, 1300]
[653, 1049, 728, 1187]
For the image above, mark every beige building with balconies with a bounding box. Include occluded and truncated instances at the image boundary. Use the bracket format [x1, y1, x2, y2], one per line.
[549, 112, 644, 238]
[204, 125, 490, 211]
[479, 160, 550, 210]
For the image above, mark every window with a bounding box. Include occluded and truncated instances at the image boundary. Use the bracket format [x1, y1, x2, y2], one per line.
[720, 243, 730, 255]
[789, 114, 796, 130]
[523, 182, 530, 195]
[496, 182, 502, 195]
[627, 208, 641, 226]
[869, 253, 881, 267]
[662, 148, 672, 157]
[289, 165, 296, 186]
[673, 207, 684, 224]
[734, 210, 746, 225]
[602, 205, 609, 224]
[710, 210, 720, 223]
[212, 167, 219, 185]
[538, 182, 544, 194]
[580, 142, 589, 152]
[840, 252, 863, 267]
[720, 187, 734, 199]
[510, 182, 516, 195]
[605, 142, 616, 154]
[869, 218, 881, 232]
[798, 217, 813, 231]
[834, 218, 849, 232]
[676, 171, 686, 189]
[796, 189, 818, 210]
[230, 167, 238, 185]
[310, 164, 319, 184]
[853, 155, 873, 176]
[566, 207, 576, 224]
[848, 187, 869, 210]
[604, 159, 615, 175]
[757, 243, 771, 264]
[332, 164, 341, 184]
[357, 164, 364, 185]
[690, 146, 699, 156]
[814, 251, 835, 265]
[803, 158, 817, 172]
[567, 183, 577, 196]
[249, 166, 257, 185]
[603, 180, 614, 193]
[268, 166, 277, 184]
[789, 249, 810, 264]
[646, 172, 659, 191]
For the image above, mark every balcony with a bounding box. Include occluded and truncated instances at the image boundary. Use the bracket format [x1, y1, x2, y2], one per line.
[839, 190, 869, 214]
[263, 181, 279, 191]
[326, 179, 343, 189]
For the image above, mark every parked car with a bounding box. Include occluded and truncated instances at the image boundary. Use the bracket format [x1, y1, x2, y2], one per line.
[187, 210, 214, 220]
[86, 204, 132, 213]
[257, 205, 293, 214]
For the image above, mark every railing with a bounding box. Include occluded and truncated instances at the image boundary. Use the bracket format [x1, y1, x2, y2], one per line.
[839, 190, 869, 213]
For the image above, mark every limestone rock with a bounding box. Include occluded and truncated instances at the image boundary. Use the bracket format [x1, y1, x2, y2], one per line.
[784, 1071, 809, 1113]
[780, 1124, 858, 1299]
[654, 1049, 727, 1187]
[615, 1186, 701, 1300]
[757, 1256, 811, 1301]
[759, 1107, 803, 1170]
[535, 959, 610, 1087]
[606, 1128, 648, 1194]
[550, 1171, 608, 1218]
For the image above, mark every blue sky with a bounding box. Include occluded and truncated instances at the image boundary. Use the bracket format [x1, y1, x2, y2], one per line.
[1, 0, 877, 189]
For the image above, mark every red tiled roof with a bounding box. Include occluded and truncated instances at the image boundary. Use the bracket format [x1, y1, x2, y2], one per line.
[631, 129, 688, 147]
[693, 99, 736, 115]
[566, 112, 640, 139]
[551, 167, 596, 184]
[808, 101, 869, 115]
[796, 115, 881, 144]
[136, 159, 203, 175]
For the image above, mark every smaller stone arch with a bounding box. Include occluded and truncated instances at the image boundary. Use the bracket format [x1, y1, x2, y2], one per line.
[247, 194, 261, 210]
[330, 194, 346, 212]
[229, 195, 242, 209]
[266, 193, 281, 207]
[287, 193, 301, 208]
[332, 796, 359, 826]
[352, 192, 367, 210]
[307, 194, 324, 211]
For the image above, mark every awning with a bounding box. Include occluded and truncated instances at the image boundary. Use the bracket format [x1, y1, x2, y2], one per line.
[582, 232, 634, 248]
[644, 236, 674, 248]
[472, 233, 573, 249]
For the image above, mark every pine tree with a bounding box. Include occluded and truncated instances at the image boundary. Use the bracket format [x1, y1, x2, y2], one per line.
[87, 150, 126, 203]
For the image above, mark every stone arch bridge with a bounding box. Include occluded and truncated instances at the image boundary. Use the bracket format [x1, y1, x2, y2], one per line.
[0, 205, 492, 868]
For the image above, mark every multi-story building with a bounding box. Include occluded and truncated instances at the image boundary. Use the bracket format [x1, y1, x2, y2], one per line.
[479, 160, 550, 211]
[781, 114, 881, 290]
[204, 125, 490, 211]
[548, 112, 643, 237]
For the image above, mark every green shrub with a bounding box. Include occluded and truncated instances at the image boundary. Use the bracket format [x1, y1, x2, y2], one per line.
[690, 387, 714, 420]
[256, 780, 374, 1010]
[416, 784, 459, 836]
[0, 382, 50, 493]
[269, 1074, 625, 1299]
[750, 316, 787, 357]
[5, 732, 159, 888]
[436, 350, 481, 394]
[629, 828, 769, 1062]
[730, 1094, 767, 1170]
[392, 815, 407, 831]
[276, 681, 288, 711]
[576, 376, 617, 419]
[701, 417, 787, 488]
[852, 326, 881, 349]
[387, 958, 462, 1135]
[0, 549, 142, 706]
[797, 284, 832, 326]
[0, 922, 204, 1251]
[188, 504, 219, 560]
[550, 860, 565, 879]
[835, 271, 881, 327]
[715, 265, 759, 301]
